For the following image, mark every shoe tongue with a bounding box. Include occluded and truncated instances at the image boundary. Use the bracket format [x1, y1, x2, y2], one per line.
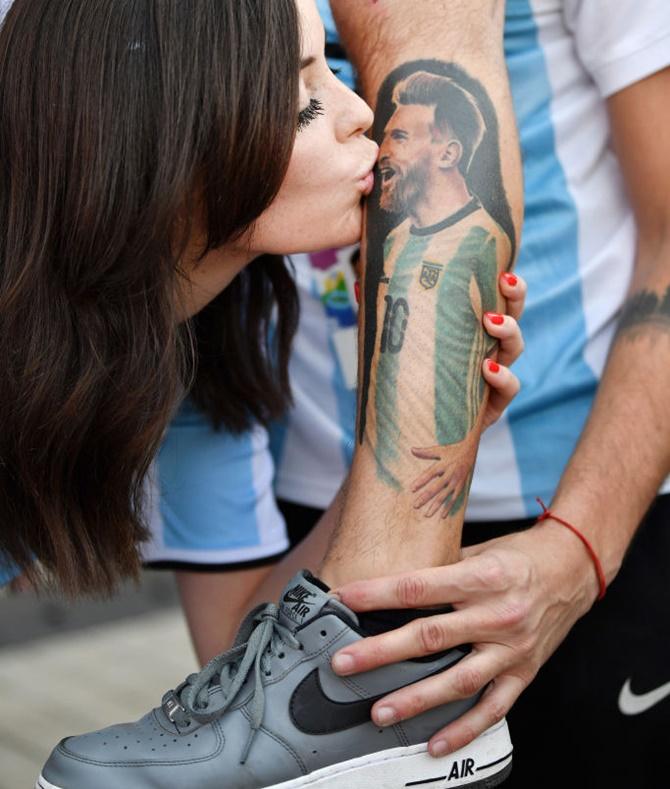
[278, 570, 340, 631]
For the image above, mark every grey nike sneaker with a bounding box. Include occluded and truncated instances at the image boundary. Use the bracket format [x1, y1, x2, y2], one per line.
[37, 570, 512, 789]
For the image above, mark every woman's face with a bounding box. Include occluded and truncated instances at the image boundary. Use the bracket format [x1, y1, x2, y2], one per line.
[180, 0, 377, 318]
[247, 0, 378, 255]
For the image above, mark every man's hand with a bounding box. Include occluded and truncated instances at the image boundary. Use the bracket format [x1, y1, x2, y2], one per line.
[330, 523, 598, 756]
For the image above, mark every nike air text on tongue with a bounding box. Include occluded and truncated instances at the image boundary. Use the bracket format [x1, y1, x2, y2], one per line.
[279, 570, 332, 628]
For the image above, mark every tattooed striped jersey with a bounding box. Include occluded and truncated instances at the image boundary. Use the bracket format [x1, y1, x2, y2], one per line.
[370, 200, 510, 489]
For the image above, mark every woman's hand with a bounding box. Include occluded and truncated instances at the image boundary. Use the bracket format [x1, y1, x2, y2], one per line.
[480, 271, 525, 430]
[409, 272, 526, 516]
[330, 521, 599, 757]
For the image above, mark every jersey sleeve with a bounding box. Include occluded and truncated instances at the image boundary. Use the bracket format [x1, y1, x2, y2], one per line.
[563, 0, 670, 97]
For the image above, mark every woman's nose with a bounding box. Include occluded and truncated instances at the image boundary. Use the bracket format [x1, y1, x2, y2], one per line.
[338, 85, 374, 139]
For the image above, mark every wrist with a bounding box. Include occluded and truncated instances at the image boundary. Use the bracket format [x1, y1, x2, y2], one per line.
[531, 519, 601, 610]
[546, 493, 629, 585]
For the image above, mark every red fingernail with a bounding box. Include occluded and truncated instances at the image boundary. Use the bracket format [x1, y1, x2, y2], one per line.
[502, 272, 518, 287]
[354, 281, 360, 304]
[485, 312, 505, 325]
[487, 360, 500, 373]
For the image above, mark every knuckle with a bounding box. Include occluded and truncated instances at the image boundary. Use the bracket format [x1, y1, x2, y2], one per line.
[454, 666, 484, 698]
[477, 554, 509, 590]
[397, 574, 428, 607]
[418, 618, 447, 654]
[497, 596, 530, 629]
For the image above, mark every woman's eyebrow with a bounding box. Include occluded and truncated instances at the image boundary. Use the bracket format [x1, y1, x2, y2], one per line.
[300, 56, 316, 70]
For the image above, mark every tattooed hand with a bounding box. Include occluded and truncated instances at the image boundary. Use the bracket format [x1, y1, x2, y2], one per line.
[411, 437, 477, 518]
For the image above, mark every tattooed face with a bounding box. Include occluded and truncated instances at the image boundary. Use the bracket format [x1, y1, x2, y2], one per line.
[380, 150, 431, 214]
[379, 104, 442, 216]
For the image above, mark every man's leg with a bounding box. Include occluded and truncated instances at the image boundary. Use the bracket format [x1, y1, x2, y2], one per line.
[320, 0, 523, 586]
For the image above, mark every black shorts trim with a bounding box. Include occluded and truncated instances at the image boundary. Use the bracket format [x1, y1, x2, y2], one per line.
[143, 552, 290, 574]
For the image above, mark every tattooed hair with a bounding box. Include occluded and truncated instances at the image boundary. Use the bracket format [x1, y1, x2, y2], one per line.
[0, 0, 300, 595]
[393, 72, 486, 173]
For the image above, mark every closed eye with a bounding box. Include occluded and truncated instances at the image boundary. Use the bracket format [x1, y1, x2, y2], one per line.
[298, 98, 325, 131]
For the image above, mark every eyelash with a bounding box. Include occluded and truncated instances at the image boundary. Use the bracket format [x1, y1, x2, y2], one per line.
[297, 98, 324, 131]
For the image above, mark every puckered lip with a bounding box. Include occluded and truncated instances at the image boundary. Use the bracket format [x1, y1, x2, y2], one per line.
[359, 170, 375, 196]
[356, 144, 380, 196]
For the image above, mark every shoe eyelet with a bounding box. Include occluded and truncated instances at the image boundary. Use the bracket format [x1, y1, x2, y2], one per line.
[278, 652, 285, 659]
[320, 630, 327, 637]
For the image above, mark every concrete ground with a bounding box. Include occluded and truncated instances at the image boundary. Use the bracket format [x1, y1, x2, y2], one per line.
[0, 576, 196, 789]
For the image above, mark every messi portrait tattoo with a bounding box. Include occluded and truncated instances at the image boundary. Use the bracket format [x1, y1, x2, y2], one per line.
[359, 63, 515, 518]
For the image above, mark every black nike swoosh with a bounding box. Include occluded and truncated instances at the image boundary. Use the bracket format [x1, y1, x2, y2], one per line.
[290, 669, 386, 734]
[290, 663, 461, 735]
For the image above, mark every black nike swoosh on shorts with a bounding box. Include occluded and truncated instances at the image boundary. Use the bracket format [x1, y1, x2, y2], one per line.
[290, 663, 461, 735]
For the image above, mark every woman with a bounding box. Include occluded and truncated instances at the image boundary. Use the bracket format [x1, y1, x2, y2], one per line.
[0, 0, 521, 606]
[0, 0, 373, 595]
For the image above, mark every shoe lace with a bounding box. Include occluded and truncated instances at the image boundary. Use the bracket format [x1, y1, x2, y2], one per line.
[161, 603, 301, 764]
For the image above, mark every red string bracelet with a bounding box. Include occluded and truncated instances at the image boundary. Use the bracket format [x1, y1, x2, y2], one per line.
[535, 498, 607, 601]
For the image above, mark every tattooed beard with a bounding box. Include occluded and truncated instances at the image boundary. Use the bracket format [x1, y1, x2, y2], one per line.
[380, 155, 431, 216]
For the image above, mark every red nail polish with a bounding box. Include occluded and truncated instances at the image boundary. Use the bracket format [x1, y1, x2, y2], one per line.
[486, 312, 505, 325]
[488, 360, 500, 373]
[502, 272, 518, 287]
[354, 281, 360, 304]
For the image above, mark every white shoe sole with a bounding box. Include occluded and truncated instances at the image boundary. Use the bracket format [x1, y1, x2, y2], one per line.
[268, 720, 512, 788]
[37, 719, 512, 789]
[36, 779, 61, 789]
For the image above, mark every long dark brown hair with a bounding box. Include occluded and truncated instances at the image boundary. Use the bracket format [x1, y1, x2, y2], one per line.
[0, 0, 301, 595]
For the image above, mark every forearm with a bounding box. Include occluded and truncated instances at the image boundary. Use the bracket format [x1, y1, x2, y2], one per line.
[550, 239, 670, 586]
[321, 1, 522, 585]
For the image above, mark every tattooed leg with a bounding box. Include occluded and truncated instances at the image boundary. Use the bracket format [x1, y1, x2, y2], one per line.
[321, 1, 522, 585]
